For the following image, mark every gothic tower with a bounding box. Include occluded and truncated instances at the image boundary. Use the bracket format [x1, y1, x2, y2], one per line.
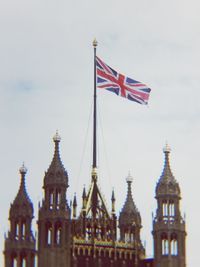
[4, 164, 36, 267]
[37, 132, 71, 267]
[152, 145, 186, 267]
[119, 173, 145, 265]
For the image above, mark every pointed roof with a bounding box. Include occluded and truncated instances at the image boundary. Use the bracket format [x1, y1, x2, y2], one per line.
[156, 144, 180, 197]
[119, 173, 141, 227]
[79, 168, 110, 219]
[10, 164, 33, 218]
[44, 132, 68, 187]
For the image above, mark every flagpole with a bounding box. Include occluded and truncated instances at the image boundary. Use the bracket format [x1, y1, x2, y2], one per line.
[92, 39, 98, 175]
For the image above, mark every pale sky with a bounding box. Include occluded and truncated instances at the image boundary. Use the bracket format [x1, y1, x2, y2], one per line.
[0, 0, 200, 266]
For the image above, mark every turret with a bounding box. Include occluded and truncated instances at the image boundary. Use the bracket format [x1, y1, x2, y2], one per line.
[37, 132, 71, 267]
[119, 173, 145, 265]
[119, 173, 142, 242]
[153, 144, 186, 267]
[4, 164, 36, 267]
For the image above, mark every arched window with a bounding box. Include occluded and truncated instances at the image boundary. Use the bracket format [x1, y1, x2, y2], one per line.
[162, 200, 168, 217]
[21, 257, 26, 267]
[49, 190, 54, 210]
[161, 233, 169, 255]
[15, 222, 19, 240]
[56, 228, 61, 244]
[55, 223, 62, 245]
[46, 223, 53, 245]
[12, 257, 17, 267]
[22, 222, 26, 240]
[171, 233, 178, 256]
[169, 201, 175, 217]
[56, 189, 61, 210]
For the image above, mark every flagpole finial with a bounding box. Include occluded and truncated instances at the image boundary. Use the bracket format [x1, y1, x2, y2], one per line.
[93, 38, 98, 48]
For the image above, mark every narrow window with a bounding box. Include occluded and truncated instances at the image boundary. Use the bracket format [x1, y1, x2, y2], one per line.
[169, 201, 175, 217]
[49, 191, 54, 210]
[162, 201, 168, 217]
[21, 257, 26, 267]
[47, 226, 52, 245]
[161, 233, 169, 255]
[15, 223, 19, 240]
[171, 234, 178, 255]
[12, 257, 17, 267]
[56, 227, 61, 245]
[56, 190, 61, 209]
[162, 239, 169, 255]
[22, 222, 26, 240]
[54, 222, 62, 245]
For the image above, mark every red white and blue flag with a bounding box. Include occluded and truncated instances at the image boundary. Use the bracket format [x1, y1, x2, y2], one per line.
[96, 56, 151, 105]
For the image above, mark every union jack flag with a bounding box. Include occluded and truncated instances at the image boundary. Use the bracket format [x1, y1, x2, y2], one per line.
[96, 56, 151, 105]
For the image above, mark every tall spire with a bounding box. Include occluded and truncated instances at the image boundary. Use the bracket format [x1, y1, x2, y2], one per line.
[156, 143, 180, 197]
[44, 131, 68, 187]
[119, 172, 141, 227]
[12, 163, 33, 214]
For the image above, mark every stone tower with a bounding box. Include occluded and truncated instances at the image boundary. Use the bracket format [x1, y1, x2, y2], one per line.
[4, 164, 36, 267]
[119, 173, 145, 265]
[37, 132, 71, 267]
[152, 144, 186, 267]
